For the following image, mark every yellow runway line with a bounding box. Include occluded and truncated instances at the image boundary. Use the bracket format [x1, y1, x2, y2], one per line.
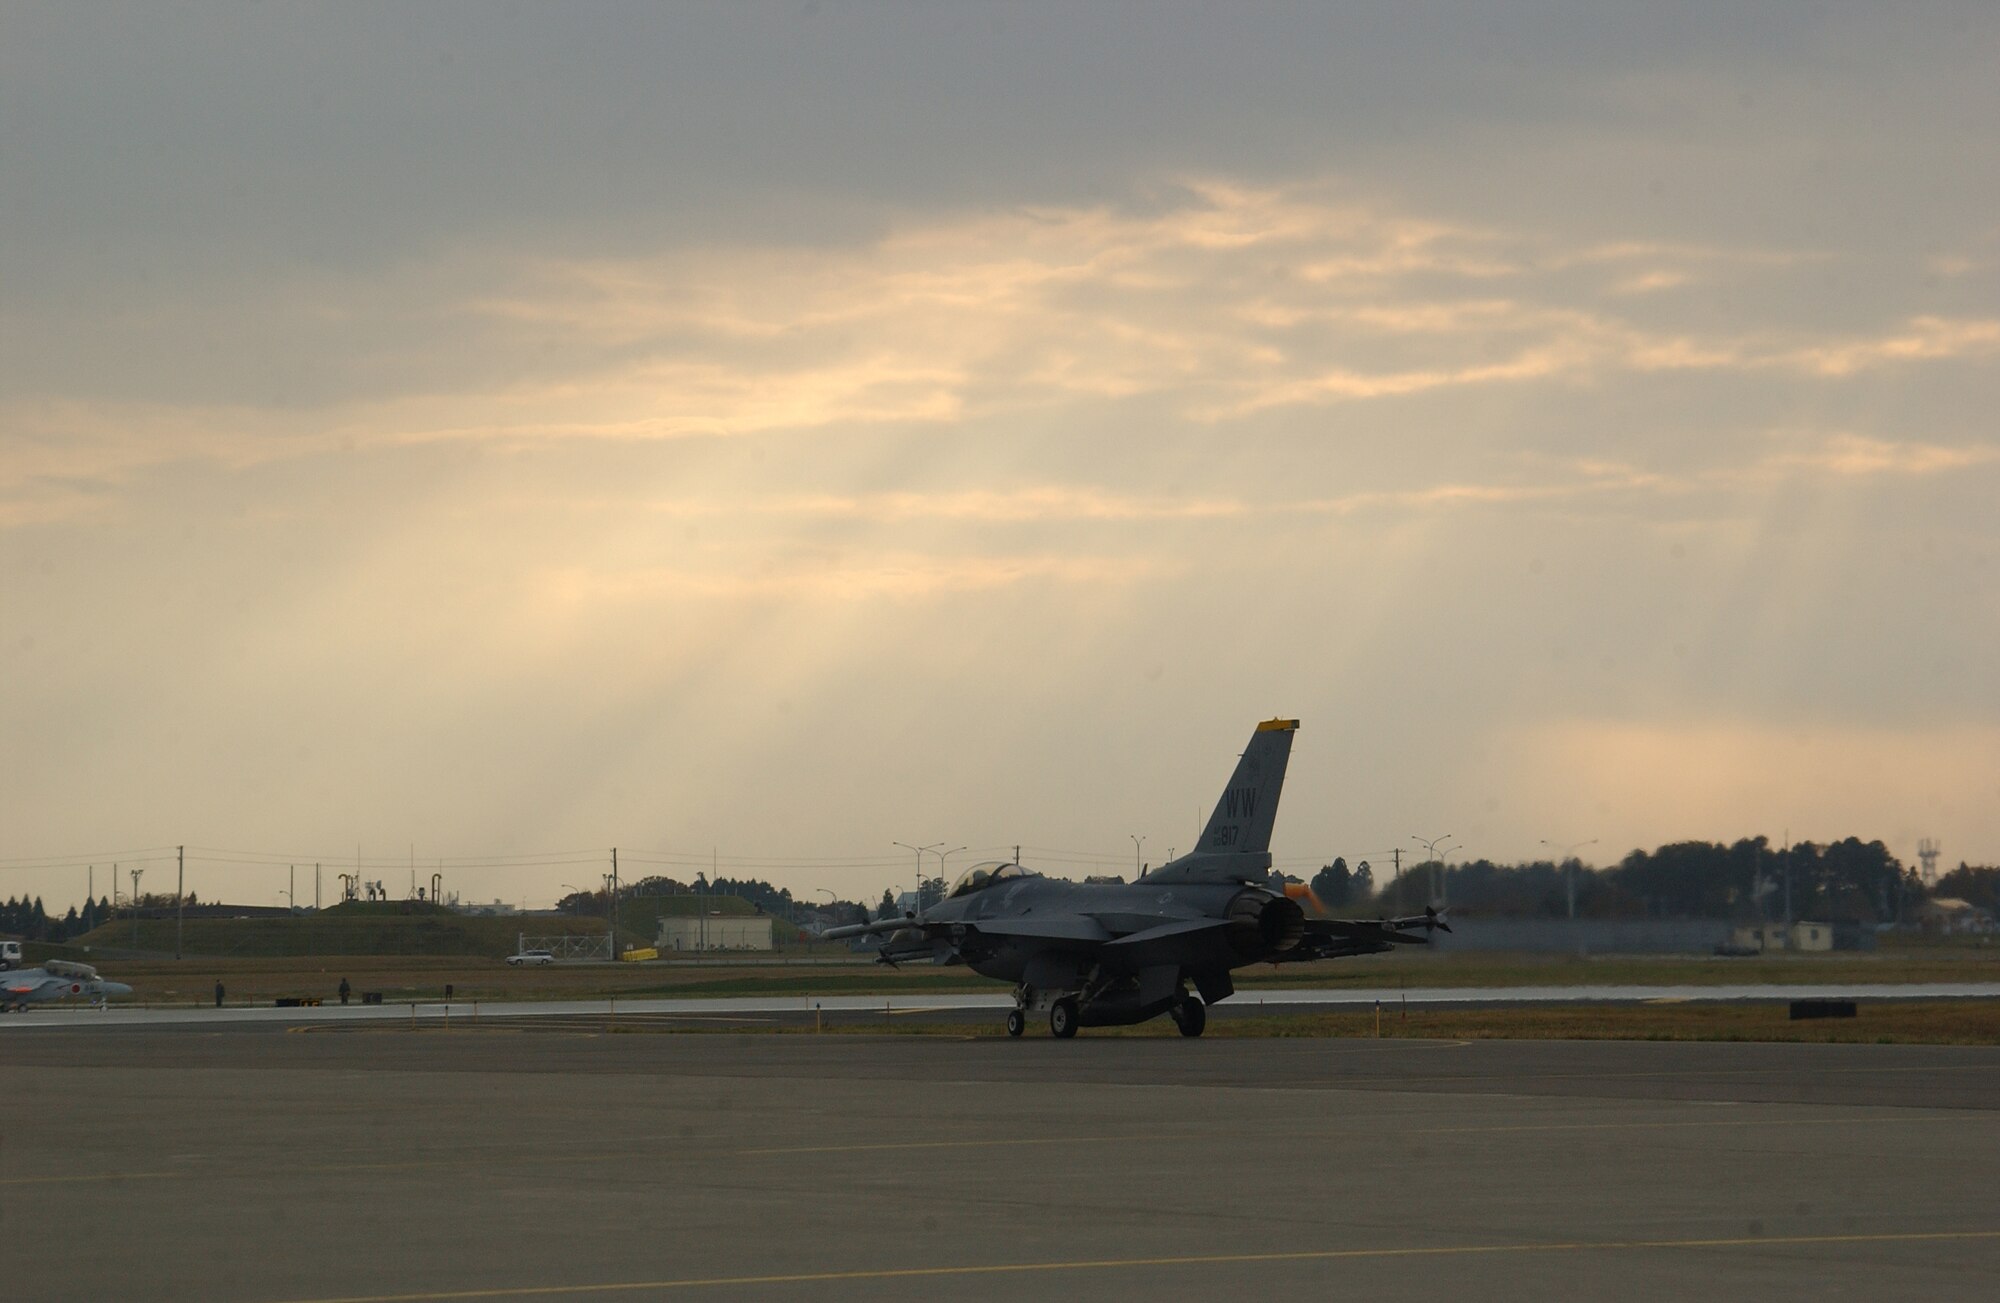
[275, 1230, 2000, 1302]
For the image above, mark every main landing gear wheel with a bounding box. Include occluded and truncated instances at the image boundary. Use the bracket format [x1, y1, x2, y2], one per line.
[1049, 998, 1079, 1039]
[1006, 1008, 1025, 1038]
[1173, 995, 1206, 1038]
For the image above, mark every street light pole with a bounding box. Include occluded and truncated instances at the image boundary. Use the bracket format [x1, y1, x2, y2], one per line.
[1130, 834, 1145, 879]
[891, 842, 942, 913]
[558, 883, 588, 958]
[1541, 838, 1598, 922]
[1411, 834, 1453, 907]
[931, 846, 969, 902]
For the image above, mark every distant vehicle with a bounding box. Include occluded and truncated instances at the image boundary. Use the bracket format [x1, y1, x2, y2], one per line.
[0, 940, 20, 970]
[506, 949, 555, 966]
[3, 959, 133, 1011]
[825, 718, 1447, 1038]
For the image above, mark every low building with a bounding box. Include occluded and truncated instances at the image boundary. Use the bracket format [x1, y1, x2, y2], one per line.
[1727, 921, 1844, 952]
[1730, 923, 1788, 952]
[656, 914, 773, 952]
[1919, 897, 1997, 935]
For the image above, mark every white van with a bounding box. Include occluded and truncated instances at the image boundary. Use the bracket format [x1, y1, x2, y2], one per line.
[0, 940, 21, 970]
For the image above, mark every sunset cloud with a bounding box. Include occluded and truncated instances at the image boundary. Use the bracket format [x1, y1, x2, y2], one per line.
[529, 551, 1167, 606]
[10, 183, 1995, 515]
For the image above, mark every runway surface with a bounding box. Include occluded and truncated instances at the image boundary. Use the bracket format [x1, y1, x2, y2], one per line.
[4, 1026, 1997, 1301]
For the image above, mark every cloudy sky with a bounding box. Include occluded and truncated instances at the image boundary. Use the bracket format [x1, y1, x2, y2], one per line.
[4, 2, 1996, 912]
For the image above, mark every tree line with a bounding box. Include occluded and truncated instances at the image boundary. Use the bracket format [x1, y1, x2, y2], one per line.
[557, 873, 859, 923]
[3, 894, 108, 944]
[10, 840, 1990, 945]
[1282, 836, 1989, 924]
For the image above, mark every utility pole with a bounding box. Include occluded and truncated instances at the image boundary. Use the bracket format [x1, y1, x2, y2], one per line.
[176, 845, 185, 960]
[609, 847, 620, 959]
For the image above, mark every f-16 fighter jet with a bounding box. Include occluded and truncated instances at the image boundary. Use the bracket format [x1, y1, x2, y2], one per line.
[825, 719, 1446, 1037]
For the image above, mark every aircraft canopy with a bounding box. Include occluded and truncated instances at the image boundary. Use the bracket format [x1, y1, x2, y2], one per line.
[947, 861, 1038, 899]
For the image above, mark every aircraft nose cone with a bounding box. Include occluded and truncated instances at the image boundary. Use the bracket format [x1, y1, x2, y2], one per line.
[102, 982, 134, 997]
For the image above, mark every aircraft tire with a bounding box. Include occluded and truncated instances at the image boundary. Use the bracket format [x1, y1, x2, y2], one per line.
[1049, 998, 1079, 1039]
[1175, 995, 1206, 1038]
[1006, 1008, 1025, 1037]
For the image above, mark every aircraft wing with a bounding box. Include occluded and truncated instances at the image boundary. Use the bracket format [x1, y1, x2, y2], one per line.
[1104, 917, 1229, 948]
[965, 915, 1114, 944]
[3, 974, 52, 1002]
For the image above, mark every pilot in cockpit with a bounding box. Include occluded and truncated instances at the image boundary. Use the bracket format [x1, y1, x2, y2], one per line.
[946, 861, 1037, 899]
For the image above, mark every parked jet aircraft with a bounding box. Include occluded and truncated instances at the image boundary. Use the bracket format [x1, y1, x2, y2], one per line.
[1, 960, 133, 1011]
[825, 718, 1447, 1037]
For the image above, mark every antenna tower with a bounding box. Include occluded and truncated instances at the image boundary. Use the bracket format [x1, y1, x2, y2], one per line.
[1917, 838, 1941, 888]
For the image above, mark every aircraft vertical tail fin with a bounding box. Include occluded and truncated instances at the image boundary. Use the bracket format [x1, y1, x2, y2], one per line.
[1146, 718, 1297, 884]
